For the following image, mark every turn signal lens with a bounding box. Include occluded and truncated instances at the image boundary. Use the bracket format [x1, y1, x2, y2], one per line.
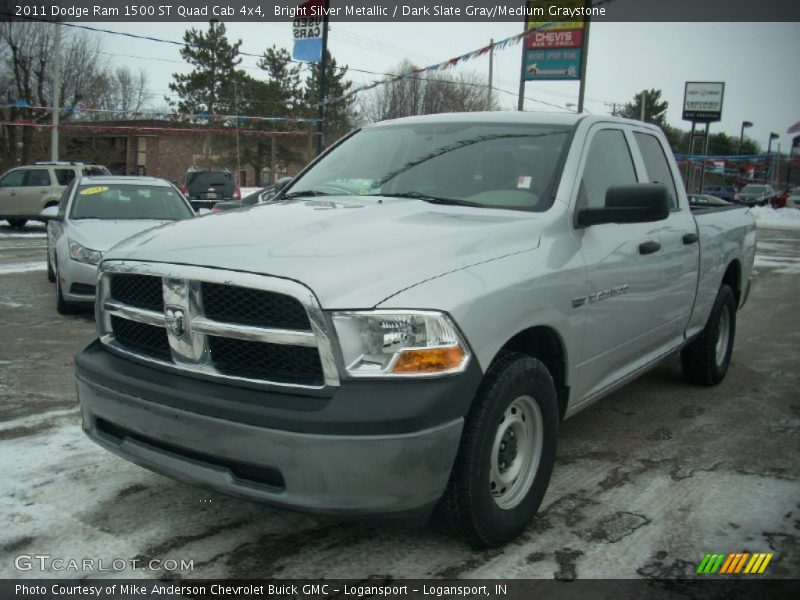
[392, 346, 466, 374]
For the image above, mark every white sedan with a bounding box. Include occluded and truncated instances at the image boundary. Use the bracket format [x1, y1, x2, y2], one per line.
[42, 176, 195, 314]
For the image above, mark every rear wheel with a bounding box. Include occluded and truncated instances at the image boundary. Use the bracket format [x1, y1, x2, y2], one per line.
[681, 284, 736, 386]
[442, 353, 559, 548]
[7, 218, 27, 229]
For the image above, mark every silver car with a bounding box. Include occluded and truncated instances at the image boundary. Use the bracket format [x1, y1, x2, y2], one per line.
[42, 176, 195, 314]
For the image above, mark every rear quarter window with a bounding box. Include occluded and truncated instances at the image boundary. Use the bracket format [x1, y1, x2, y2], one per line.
[633, 132, 678, 209]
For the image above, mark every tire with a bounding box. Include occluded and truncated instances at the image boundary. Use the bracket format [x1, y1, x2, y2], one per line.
[55, 257, 79, 315]
[441, 353, 559, 548]
[681, 284, 736, 386]
[46, 248, 55, 283]
[7, 218, 27, 229]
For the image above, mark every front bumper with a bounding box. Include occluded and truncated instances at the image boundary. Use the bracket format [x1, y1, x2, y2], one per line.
[76, 340, 480, 515]
[61, 258, 98, 303]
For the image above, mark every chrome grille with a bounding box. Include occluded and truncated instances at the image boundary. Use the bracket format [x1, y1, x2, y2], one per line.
[97, 262, 339, 390]
[110, 273, 164, 312]
[201, 282, 310, 330]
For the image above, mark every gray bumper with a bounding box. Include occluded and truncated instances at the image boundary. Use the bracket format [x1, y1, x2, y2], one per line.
[78, 376, 463, 515]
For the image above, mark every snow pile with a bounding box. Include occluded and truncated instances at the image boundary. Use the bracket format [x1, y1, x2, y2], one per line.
[240, 187, 264, 197]
[0, 261, 46, 275]
[750, 206, 800, 230]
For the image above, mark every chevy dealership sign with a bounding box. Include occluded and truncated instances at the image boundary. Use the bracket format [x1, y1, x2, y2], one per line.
[683, 82, 725, 122]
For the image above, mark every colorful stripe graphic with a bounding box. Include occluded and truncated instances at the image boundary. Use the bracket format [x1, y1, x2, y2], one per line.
[697, 552, 773, 574]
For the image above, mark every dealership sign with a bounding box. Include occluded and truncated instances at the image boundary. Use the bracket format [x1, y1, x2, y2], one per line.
[524, 0, 587, 81]
[683, 82, 725, 122]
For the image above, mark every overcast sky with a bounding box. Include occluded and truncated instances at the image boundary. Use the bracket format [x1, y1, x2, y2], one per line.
[95, 20, 799, 154]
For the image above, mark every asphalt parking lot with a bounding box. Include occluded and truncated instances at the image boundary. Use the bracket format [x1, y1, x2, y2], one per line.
[0, 221, 798, 580]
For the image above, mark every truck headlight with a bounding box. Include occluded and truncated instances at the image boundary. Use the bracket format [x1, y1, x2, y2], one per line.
[331, 310, 470, 377]
[68, 240, 102, 265]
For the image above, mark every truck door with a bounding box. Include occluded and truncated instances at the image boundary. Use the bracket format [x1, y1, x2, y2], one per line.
[630, 130, 699, 349]
[571, 126, 673, 402]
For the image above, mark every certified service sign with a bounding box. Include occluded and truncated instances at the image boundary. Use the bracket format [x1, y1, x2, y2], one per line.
[683, 82, 725, 122]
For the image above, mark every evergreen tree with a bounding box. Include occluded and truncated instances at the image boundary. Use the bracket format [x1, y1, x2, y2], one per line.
[168, 21, 243, 115]
[620, 88, 668, 126]
[303, 50, 356, 145]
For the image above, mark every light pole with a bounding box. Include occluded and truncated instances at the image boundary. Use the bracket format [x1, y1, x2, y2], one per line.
[767, 132, 779, 184]
[735, 121, 753, 188]
[737, 120, 753, 155]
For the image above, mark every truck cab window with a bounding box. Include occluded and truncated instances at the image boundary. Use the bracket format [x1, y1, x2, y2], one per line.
[634, 132, 678, 209]
[578, 129, 637, 209]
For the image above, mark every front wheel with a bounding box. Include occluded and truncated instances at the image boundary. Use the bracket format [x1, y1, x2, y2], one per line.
[7, 218, 27, 229]
[681, 284, 736, 386]
[442, 353, 559, 547]
[55, 257, 79, 315]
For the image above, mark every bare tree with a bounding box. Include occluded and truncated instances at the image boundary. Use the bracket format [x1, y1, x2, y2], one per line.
[0, 22, 152, 167]
[357, 60, 498, 125]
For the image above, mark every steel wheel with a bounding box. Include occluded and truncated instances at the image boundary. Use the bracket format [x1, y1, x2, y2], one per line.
[715, 304, 731, 367]
[490, 394, 544, 510]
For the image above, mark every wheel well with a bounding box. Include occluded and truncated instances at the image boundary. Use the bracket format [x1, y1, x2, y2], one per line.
[44, 201, 59, 208]
[722, 260, 741, 306]
[494, 326, 569, 421]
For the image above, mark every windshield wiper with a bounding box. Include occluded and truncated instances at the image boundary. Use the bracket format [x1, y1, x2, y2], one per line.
[376, 192, 483, 207]
[281, 190, 335, 199]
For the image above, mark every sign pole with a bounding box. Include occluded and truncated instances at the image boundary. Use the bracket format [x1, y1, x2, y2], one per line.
[698, 122, 710, 192]
[577, 9, 590, 113]
[315, 0, 330, 156]
[517, 0, 529, 111]
[685, 121, 696, 191]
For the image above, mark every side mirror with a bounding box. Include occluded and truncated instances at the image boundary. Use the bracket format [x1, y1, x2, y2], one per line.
[577, 183, 670, 227]
[40, 205, 60, 221]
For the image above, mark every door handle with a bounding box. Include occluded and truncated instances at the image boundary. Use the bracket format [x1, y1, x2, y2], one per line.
[639, 241, 661, 255]
[682, 233, 699, 244]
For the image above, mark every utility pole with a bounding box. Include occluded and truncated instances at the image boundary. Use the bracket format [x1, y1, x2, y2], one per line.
[315, 0, 330, 156]
[577, 13, 590, 114]
[639, 89, 647, 122]
[487, 39, 493, 109]
[50, 19, 62, 161]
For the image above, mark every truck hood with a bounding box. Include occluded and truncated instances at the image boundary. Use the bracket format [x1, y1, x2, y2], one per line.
[68, 219, 174, 252]
[103, 197, 544, 308]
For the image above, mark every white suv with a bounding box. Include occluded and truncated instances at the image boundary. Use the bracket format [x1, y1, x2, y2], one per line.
[0, 161, 110, 228]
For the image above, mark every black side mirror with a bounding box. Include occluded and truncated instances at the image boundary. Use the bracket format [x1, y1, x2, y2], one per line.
[577, 183, 670, 227]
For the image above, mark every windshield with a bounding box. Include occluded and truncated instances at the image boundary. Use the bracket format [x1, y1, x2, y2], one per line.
[70, 184, 194, 220]
[285, 122, 574, 211]
[741, 185, 767, 193]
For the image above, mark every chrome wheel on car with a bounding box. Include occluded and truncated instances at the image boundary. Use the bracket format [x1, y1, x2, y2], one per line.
[490, 394, 544, 510]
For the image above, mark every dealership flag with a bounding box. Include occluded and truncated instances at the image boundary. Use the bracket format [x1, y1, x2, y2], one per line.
[292, 0, 324, 62]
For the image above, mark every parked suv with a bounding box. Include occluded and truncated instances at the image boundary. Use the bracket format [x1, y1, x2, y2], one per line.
[0, 161, 110, 228]
[180, 169, 240, 210]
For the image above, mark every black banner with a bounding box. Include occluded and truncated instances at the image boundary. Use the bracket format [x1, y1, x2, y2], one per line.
[1, 0, 799, 23]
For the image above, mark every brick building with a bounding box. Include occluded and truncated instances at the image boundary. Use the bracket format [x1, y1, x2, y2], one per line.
[57, 120, 315, 187]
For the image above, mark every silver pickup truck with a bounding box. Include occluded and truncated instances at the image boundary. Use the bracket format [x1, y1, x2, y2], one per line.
[75, 113, 756, 547]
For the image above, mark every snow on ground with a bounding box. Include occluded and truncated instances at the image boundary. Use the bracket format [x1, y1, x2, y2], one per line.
[751, 206, 800, 230]
[240, 187, 264, 197]
[0, 261, 46, 275]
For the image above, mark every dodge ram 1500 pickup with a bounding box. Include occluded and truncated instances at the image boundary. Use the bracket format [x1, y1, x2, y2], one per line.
[75, 113, 756, 547]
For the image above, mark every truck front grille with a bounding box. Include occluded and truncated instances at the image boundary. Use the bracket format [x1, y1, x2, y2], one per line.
[110, 274, 164, 312]
[110, 315, 171, 361]
[201, 282, 310, 330]
[208, 336, 324, 385]
[97, 263, 338, 390]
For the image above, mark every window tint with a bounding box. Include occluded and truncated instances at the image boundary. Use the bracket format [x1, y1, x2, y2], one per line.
[579, 129, 637, 209]
[55, 169, 76, 185]
[70, 184, 194, 221]
[0, 169, 26, 187]
[633, 132, 678, 209]
[26, 169, 51, 187]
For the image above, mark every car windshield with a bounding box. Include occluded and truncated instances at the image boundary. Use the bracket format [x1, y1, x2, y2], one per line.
[742, 185, 767, 193]
[284, 122, 574, 211]
[70, 183, 194, 220]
